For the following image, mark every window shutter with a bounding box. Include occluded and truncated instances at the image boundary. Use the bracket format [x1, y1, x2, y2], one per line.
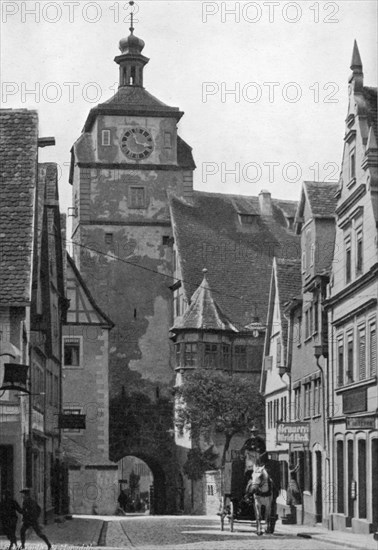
[370, 324, 377, 376]
[358, 328, 366, 380]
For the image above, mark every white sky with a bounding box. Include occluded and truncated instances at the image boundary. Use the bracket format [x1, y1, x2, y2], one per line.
[1, 0, 377, 215]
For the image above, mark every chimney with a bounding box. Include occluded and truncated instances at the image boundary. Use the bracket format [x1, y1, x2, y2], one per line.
[259, 189, 272, 216]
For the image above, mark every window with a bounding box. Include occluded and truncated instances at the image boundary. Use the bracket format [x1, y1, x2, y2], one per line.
[162, 236, 170, 246]
[204, 343, 218, 369]
[222, 344, 230, 370]
[337, 338, 344, 386]
[301, 250, 306, 273]
[239, 214, 255, 225]
[369, 321, 377, 377]
[305, 229, 312, 270]
[268, 401, 272, 428]
[105, 233, 113, 245]
[130, 186, 146, 208]
[356, 228, 363, 275]
[304, 450, 313, 493]
[297, 315, 302, 346]
[310, 243, 315, 266]
[234, 345, 247, 370]
[358, 326, 366, 380]
[304, 383, 311, 418]
[345, 237, 351, 283]
[336, 441, 344, 513]
[101, 129, 111, 146]
[276, 337, 282, 366]
[53, 374, 59, 406]
[164, 132, 172, 148]
[305, 307, 313, 340]
[64, 338, 81, 367]
[184, 343, 197, 367]
[47, 371, 53, 405]
[313, 378, 321, 416]
[313, 298, 319, 334]
[63, 408, 83, 434]
[346, 333, 354, 384]
[294, 386, 301, 420]
[175, 344, 181, 367]
[350, 150, 356, 180]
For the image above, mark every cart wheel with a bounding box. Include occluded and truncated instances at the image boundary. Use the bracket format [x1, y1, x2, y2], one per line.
[229, 501, 234, 532]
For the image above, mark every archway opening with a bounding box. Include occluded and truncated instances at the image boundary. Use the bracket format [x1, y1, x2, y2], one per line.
[117, 454, 167, 514]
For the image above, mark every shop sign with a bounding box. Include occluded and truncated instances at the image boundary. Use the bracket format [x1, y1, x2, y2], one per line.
[346, 416, 376, 430]
[276, 422, 310, 444]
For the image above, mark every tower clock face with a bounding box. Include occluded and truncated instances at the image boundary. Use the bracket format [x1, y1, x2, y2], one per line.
[121, 127, 154, 160]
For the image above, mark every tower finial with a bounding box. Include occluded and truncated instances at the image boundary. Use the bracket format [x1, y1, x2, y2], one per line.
[129, 1, 135, 34]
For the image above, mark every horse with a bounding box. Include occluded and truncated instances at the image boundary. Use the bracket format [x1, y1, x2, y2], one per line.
[245, 465, 274, 535]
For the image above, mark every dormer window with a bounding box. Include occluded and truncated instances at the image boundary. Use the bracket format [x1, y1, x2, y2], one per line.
[102, 130, 111, 146]
[238, 213, 255, 225]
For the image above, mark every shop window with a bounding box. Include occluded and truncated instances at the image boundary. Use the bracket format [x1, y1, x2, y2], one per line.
[336, 440, 344, 513]
[358, 440, 367, 518]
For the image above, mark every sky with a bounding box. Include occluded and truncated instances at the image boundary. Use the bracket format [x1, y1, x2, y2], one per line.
[1, 0, 377, 218]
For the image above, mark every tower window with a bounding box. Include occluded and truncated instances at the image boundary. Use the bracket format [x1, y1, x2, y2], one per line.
[129, 186, 146, 208]
[105, 233, 113, 245]
[102, 129, 111, 146]
[130, 66, 136, 85]
[164, 132, 172, 148]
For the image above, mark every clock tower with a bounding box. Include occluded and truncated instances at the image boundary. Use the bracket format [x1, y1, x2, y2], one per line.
[69, 19, 195, 513]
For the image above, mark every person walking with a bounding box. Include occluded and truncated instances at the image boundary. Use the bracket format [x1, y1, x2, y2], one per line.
[0, 490, 22, 550]
[19, 489, 52, 550]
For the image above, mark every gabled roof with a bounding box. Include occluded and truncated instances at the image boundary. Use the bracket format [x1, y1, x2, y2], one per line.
[275, 258, 302, 350]
[83, 86, 183, 132]
[295, 181, 338, 227]
[171, 269, 238, 332]
[66, 253, 114, 328]
[170, 190, 300, 330]
[0, 109, 38, 305]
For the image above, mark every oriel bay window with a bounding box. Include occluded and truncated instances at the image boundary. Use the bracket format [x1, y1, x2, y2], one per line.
[175, 343, 181, 368]
[184, 343, 197, 367]
[204, 343, 218, 369]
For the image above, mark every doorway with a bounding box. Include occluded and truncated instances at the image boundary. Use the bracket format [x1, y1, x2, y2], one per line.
[315, 451, 322, 522]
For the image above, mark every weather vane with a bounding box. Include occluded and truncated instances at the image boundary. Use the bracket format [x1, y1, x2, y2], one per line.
[129, 1, 135, 34]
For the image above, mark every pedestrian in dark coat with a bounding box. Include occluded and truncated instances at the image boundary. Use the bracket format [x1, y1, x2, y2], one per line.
[0, 490, 22, 550]
[19, 489, 52, 550]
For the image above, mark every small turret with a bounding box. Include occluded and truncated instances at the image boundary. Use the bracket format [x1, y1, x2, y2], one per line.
[349, 40, 363, 93]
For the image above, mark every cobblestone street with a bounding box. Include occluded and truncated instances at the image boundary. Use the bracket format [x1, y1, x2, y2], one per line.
[3, 515, 375, 550]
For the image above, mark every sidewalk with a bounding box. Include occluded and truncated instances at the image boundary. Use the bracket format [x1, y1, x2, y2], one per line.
[274, 519, 378, 550]
[0, 516, 104, 548]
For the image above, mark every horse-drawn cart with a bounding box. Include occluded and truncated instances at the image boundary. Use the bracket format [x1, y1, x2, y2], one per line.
[219, 446, 280, 535]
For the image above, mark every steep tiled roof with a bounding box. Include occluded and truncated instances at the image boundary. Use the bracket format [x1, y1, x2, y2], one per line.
[83, 87, 183, 131]
[170, 191, 300, 330]
[303, 181, 339, 218]
[275, 258, 302, 349]
[0, 109, 38, 305]
[172, 270, 238, 332]
[363, 86, 377, 141]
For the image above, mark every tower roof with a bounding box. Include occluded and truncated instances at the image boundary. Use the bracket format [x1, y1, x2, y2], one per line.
[350, 39, 363, 71]
[171, 269, 238, 333]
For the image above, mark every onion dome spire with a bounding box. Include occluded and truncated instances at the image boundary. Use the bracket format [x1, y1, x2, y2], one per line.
[115, 1, 149, 87]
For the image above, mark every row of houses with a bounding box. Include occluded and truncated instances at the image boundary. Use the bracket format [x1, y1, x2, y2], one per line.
[261, 42, 377, 533]
[0, 109, 117, 522]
